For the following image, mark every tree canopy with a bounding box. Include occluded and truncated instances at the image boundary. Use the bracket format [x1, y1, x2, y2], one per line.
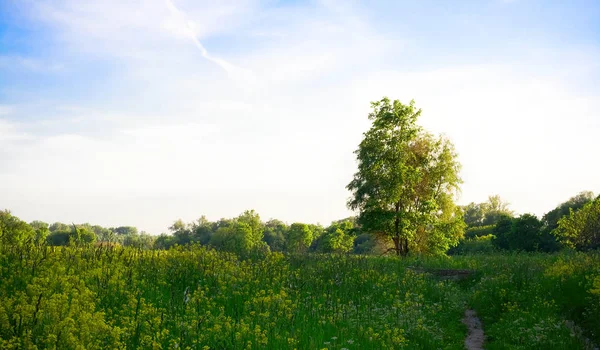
[347, 98, 463, 256]
[555, 197, 600, 251]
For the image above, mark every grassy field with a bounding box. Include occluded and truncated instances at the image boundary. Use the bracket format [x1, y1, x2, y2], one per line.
[1, 244, 599, 349]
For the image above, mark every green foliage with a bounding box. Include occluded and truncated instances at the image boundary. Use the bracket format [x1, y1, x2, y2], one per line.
[72, 226, 97, 245]
[319, 228, 354, 253]
[29, 221, 49, 245]
[262, 219, 288, 252]
[464, 253, 600, 348]
[347, 98, 463, 256]
[510, 214, 543, 252]
[312, 219, 356, 253]
[154, 233, 176, 250]
[448, 234, 496, 255]
[122, 232, 155, 249]
[210, 210, 267, 254]
[491, 215, 513, 250]
[481, 195, 514, 226]
[492, 214, 545, 252]
[286, 223, 314, 253]
[543, 191, 595, 232]
[169, 219, 193, 245]
[191, 216, 214, 245]
[112, 226, 139, 236]
[462, 195, 514, 227]
[46, 231, 70, 246]
[1, 211, 600, 349]
[0, 210, 35, 247]
[0, 243, 468, 349]
[464, 225, 495, 239]
[48, 222, 70, 232]
[555, 198, 600, 251]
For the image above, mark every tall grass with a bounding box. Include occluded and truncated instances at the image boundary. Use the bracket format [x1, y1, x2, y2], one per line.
[1, 242, 598, 349]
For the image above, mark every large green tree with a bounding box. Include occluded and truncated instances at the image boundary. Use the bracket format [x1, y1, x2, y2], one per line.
[347, 98, 463, 256]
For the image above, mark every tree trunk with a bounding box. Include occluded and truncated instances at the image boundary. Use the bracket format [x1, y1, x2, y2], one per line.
[394, 202, 401, 256]
[392, 236, 401, 256]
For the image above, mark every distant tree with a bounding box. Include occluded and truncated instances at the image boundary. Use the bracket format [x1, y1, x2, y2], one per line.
[0, 210, 35, 246]
[30, 220, 49, 245]
[478, 195, 513, 226]
[263, 219, 288, 252]
[462, 196, 513, 227]
[191, 216, 214, 245]
[71, 225, 97, 245]
[347, 98, 463, 256]
[491, 215, 513, 250]
[138, 232, 156, 249]
[492, 214, 543, 252]
[481, 195, 513, 226]
[286, 223, 314, 253]
[210, 210, 266, 253]
[320, 228, 354, 253]
[169, 219, 193, 245]
[213, 218, 234, 230]
[113, 226, 139, 236]
[316, 219, 356, 253]
[462, 202, 485, 227]
[510, 214, 543, 252]
[47, 231, 70, 246]
[236, 210, 264, 243]
[543, 191, 595, 232]
[91, 225, 113, 242]
[49, 222, 70, 232]
[29, 220, 49, 231]
[123, 232, 155, 249]
[154, 233, 176, 250]
[555, 198, 600, 251]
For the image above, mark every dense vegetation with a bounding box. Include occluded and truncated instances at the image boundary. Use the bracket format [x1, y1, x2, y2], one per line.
[2, 98, 599, 348]
[1, 230, 599, 349]
[7, 189, 599, 257]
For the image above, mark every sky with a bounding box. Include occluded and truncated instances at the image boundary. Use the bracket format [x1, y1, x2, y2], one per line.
[1, 0, 599, 234]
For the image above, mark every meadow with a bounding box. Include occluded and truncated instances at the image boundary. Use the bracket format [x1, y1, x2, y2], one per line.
[1, 242, 599, 350]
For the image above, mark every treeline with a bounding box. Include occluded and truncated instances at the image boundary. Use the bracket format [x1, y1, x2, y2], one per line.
[1, 190, 599, 256]
[451, 191, 600, 254]
[0, 210, 387, 255]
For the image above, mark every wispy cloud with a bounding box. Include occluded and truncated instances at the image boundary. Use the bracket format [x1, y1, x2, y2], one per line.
[0, 105, 15, 116]
[0, 55, 64, 72]
[163, 0, 257, 87]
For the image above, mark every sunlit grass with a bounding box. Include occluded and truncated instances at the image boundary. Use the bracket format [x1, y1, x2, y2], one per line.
[1, 243, 598, 349]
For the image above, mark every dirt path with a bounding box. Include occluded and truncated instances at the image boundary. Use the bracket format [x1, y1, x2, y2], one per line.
[565, 320, 599, 350]
[462, 309, 485, 350]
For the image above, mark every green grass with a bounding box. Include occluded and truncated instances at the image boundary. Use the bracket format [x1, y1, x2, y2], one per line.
[1, 243, 599, 349]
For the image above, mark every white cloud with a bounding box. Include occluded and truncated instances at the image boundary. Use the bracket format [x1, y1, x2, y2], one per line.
[0, 55, 63, 72]
[0, 105, 15, 116]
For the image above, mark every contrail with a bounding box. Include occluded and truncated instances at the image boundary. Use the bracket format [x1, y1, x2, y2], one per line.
[164, 0, 242, 77]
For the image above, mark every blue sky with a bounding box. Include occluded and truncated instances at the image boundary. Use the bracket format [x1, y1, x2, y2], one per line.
[1, 0, 599, 233]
